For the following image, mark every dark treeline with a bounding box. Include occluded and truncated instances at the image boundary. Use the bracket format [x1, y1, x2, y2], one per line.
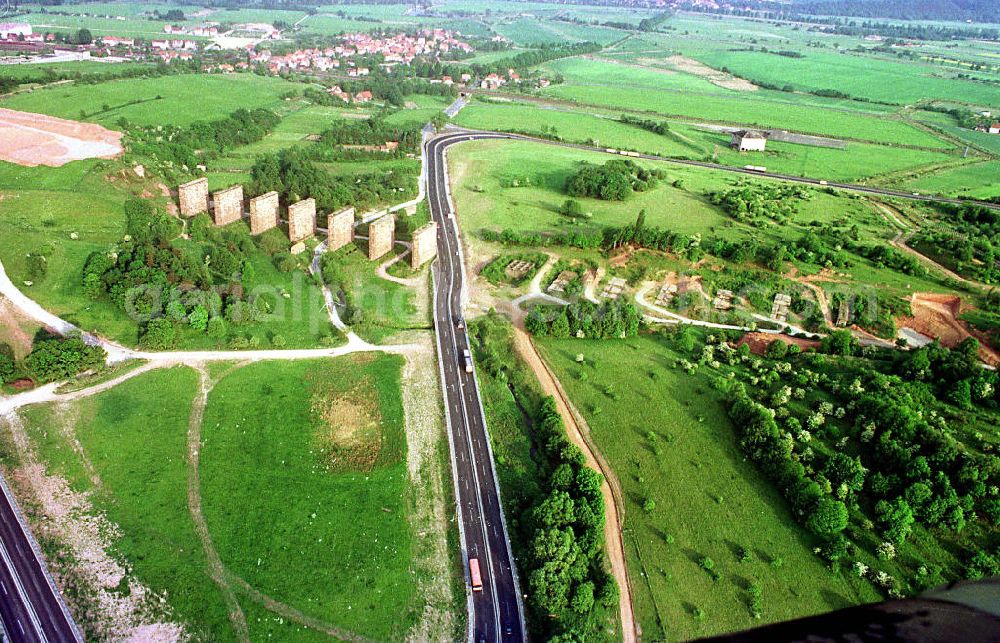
[470, 41, 602, 78]
[0, 62, 190, 97]
[695, 1, 998, 33]
[619, 114, 669, 135]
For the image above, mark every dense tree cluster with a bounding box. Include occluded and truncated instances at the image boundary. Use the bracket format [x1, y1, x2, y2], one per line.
[565, 159, 665, 201]
[249, 147, 417, 212]
[526, 299, 642, 340]
[81, 199, 276, 348]
[318, 116, 423, 153]
[712, 331, 999, 592]
[638, 10, 673, 31]
[709, 182, 810, 224]
[1, 336, 108, 384]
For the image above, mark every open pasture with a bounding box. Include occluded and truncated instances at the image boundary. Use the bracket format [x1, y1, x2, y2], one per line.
[537, 58, 951, 148]
[536, 334, 880, 640]
[0, 74, 302, 128]
[200, 356, 420, 640]
[691, 48, 1000, 107]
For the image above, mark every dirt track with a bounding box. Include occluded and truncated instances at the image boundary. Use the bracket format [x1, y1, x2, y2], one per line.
[0, 108, 123, 167]
[511, 328, 638, 643]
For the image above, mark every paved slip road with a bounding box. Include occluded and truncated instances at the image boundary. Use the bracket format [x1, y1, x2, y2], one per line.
[0, 475, 82, 643]
[427, 130, 527, 643]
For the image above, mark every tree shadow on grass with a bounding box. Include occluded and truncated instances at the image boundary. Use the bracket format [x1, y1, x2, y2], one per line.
[821, 588, 853, 610]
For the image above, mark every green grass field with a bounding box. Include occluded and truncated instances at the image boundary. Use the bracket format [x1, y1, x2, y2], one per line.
[536, 333, 881, 640]
[12, 354, 430, 640]
[691, 48, 1000, 107]
[200, 355, 421, 640]
[1, 73, 301, 127]
[537, 58, 952, 148]
[448, 139, 728, 238]
[322, 241, 427, 343]
[903, 160, 1000, 199]
[0, 159, 138, 342]
[0, 60, 152, 80]
[454, 100, 960, 183]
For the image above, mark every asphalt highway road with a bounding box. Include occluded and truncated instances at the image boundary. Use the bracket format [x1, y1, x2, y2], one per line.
[428, 131, 526, 643]
[0, 477, 81, 642]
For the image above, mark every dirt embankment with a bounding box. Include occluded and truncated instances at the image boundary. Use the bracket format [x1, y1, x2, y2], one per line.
[511, 328, 638, 643]
[898, 293, 1000, 366]
[737, 332, 820, 356]
[0, 108, 123, 167]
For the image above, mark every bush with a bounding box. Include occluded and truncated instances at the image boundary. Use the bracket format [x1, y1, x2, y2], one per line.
[257, 228, 289, 255]
[141, 318, 177, 350]
[24, 337, 106, 383]
[806, 497, 849, 538]
[0, 343, 15, 383]
[207, 316, 227, 340]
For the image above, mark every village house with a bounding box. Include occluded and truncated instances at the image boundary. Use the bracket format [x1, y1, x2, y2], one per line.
[100, 35, 134, 47]
[481, 73, 505, 90]
[990, 122, 1000, 135]
[0, 23, 32, 39]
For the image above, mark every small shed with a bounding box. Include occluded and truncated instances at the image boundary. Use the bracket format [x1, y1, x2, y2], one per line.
[731, 130, 768, 152]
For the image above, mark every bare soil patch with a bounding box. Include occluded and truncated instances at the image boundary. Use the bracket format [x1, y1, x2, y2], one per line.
[312, 381, 383, 472]
[662, 55, 758, 92]
[0, 293, 40, 357]
[0, 108, 123, 167]
[737, 332, 820, 356]
[400, 338, 458, 642]
[897, 293, 1000, 366]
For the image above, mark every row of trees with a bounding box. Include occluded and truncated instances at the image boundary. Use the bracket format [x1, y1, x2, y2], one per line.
[468, 313, 616, 638]
[619, 114, 670, 136]
[525, 299, 642, 340]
